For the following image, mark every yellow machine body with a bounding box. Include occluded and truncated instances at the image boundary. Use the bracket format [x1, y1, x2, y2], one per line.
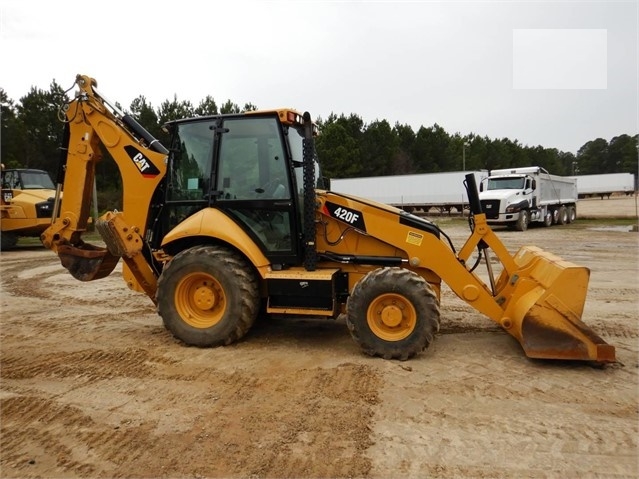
[1, 168, 58, 249]
[41, 74, 615, 363]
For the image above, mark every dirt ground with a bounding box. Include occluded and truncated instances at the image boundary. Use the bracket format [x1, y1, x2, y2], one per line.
[1, 196, 638, 478]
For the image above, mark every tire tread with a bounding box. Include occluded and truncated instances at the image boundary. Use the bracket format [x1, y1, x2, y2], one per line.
[157, 245, 259, 347]
[346, 268, 440, 360]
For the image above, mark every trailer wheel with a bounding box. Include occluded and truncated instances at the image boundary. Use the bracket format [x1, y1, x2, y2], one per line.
[567, 206, 577, 223]
[543, 211, 553, 227]
[157, 245, 259, 347]
[558, 206, 568, 225]
[515, 210, 530, 231]
[0, 232, 18, 250]
[346, 268, 440, 360]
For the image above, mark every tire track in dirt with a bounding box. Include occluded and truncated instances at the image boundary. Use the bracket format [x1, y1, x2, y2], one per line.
[1, 330, 381, 478]
[1, 251, 145, 313]
[589, 320, 639, 339]
[0, 347, 179, 381]
[1, 395, 99, 477]
[0, 308, 166, 356]
[177, 362, 380, 478]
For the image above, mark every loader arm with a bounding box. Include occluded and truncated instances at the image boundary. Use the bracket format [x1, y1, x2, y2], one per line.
[316, 190, 615, 364]
[41, 75, 168, 300]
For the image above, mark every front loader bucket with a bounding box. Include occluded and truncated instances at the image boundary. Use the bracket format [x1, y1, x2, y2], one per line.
[58, 242, 120, 281]
[499, 246, 615, 364]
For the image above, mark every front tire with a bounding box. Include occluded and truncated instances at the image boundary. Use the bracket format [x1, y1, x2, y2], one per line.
[157, 245, 259, 347]
[515, 210, 530, 231]
[346, 268, 440, 360]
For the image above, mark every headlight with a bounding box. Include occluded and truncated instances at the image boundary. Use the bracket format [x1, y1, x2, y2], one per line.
[505, 204, 521, 213]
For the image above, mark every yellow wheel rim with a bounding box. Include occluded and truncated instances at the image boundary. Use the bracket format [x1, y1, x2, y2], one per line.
[367, 293, 417, 341]
[174, 272, 226, 328]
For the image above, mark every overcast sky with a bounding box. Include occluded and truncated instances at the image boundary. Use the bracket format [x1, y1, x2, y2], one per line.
[1, 0, 637, 155]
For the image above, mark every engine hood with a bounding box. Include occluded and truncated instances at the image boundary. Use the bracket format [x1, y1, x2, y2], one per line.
[6, 188, 57, 204]
[479, 189, 523, 202]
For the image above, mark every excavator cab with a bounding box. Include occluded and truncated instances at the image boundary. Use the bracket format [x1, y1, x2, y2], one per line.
[155, 112, 319, 268]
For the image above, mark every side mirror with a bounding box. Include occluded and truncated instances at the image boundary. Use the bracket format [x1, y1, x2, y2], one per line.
[479, 182, 484, 192]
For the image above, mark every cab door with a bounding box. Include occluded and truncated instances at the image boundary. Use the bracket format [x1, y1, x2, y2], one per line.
[215, 115, 300, 267]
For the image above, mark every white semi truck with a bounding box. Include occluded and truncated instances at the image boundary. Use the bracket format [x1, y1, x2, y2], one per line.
[478, 166, 578, 231]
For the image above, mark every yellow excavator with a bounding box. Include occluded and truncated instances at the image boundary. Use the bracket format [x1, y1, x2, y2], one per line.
[41, 74, 615, 363]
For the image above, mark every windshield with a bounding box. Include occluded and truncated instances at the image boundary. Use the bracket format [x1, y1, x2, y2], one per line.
[217, 117, 290, 200]
[487, 177, 525, 190]
[2, 170, 55, 190]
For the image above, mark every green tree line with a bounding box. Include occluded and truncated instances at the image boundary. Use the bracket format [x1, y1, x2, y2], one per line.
[1, 81, 637, 210]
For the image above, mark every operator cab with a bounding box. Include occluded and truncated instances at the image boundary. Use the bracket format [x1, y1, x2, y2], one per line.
[1, 169, 55, 190]
[160, 110, 322, 267]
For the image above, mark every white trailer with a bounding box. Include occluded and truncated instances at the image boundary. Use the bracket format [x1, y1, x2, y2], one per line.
[570, 173, 636, 199]
[478, 166, 578, 231]
[329, 170, 488, 215]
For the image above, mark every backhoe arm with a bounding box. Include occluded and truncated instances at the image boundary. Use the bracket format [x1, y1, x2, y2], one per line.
[41, 75, 168, 300]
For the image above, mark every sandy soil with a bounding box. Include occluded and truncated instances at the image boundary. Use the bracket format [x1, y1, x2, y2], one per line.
[1, 196, 637, 478]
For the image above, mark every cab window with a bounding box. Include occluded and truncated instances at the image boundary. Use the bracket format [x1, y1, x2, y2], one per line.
[168, 120, 216, 201]
[217, 117, 290, 201]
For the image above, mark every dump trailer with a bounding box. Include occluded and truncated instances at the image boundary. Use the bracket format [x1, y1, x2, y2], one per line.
[478, 167, 578, 231]
[330, 171, 489, 215]
[1, 167, 58, 250]
[41, 75, 615, 364]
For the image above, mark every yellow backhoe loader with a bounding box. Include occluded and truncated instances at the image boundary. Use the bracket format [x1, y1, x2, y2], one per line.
[41, 74, 615, 363]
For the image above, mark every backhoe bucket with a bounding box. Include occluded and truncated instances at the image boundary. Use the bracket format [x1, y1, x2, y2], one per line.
[499, 246, 615, 363]
[58, 242, 120, 281]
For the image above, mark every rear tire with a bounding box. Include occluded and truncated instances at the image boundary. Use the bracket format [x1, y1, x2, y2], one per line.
[515, 210, 530, 231]
[543, 211, 553, 227]
[0, 232, 18, 250]
[157, 245, 259, 347]
[346, 268, 440, 360]
[558, 206, 568, 225]
[567, 206, 577, 223]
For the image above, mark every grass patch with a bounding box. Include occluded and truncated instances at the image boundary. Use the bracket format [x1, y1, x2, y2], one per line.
[16, 236, 46, 246]
[571, 217, 637, 227]
[17, 231, 104, 247]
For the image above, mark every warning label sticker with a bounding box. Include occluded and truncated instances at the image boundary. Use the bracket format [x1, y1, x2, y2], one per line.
[406, 231, 423, 246]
